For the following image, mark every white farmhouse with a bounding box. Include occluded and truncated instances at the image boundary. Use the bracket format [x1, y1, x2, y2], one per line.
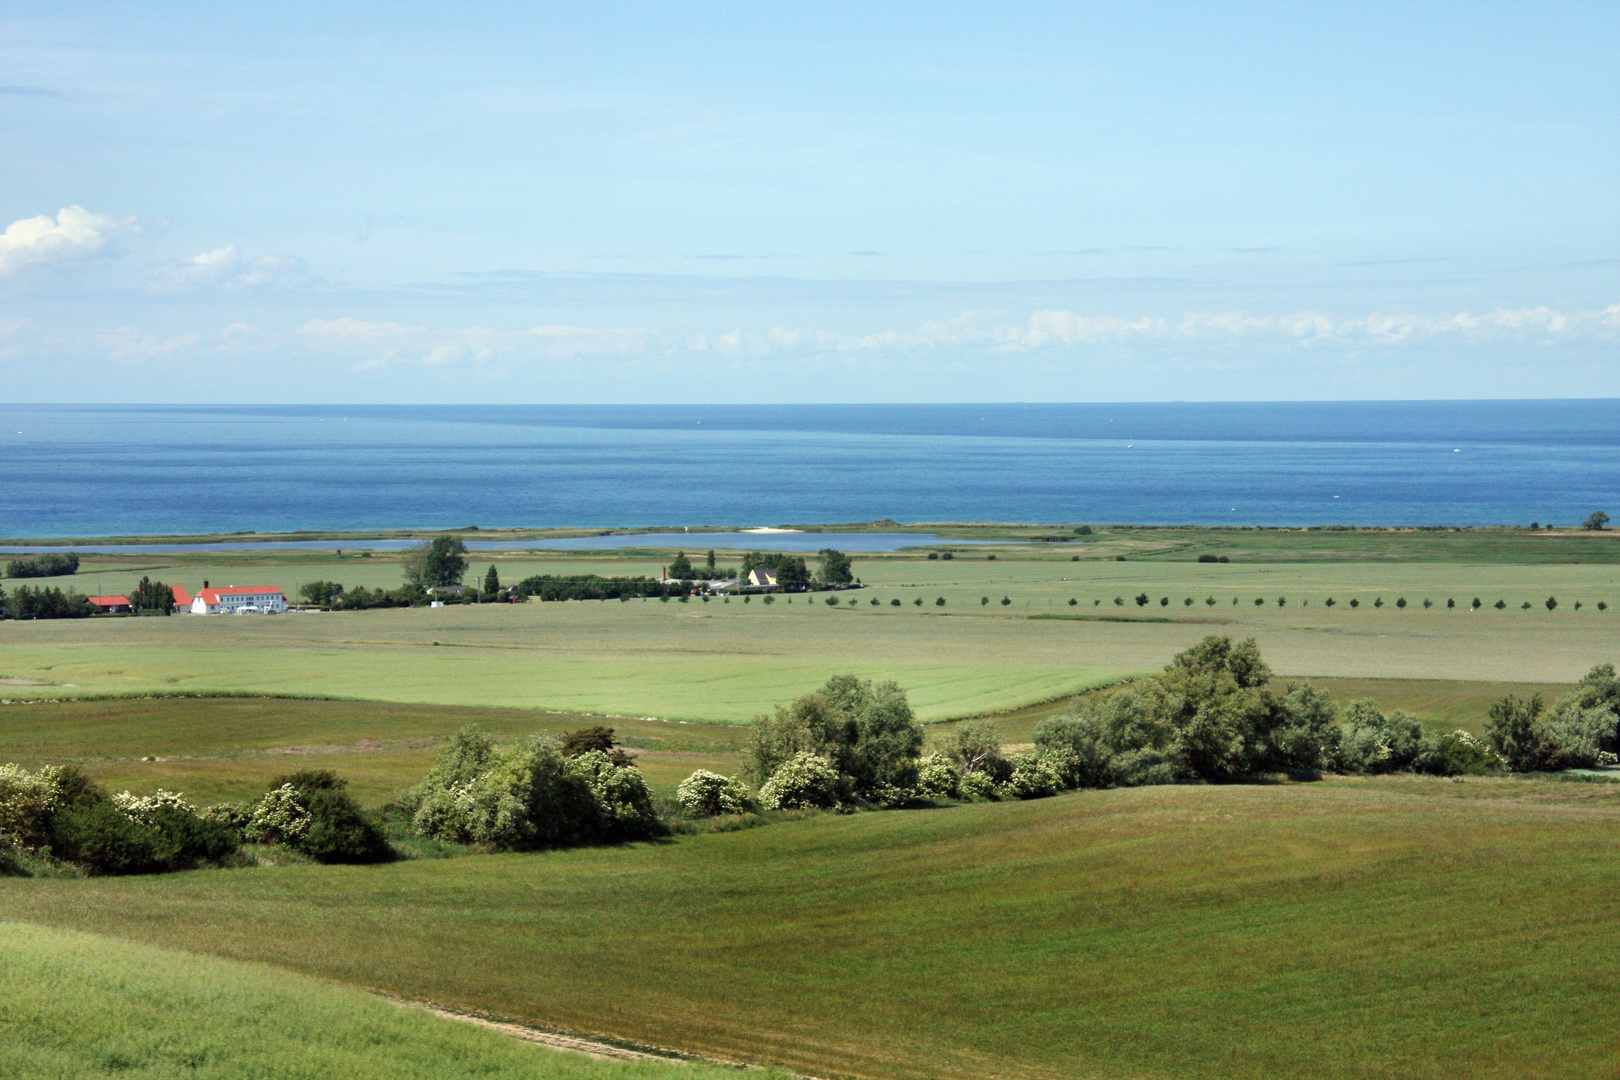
[191, 585, 289, 614]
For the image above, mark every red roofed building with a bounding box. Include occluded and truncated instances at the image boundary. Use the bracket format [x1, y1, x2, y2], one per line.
[87, 595, 132, 614]
[190, 586, 288, 614]
[171, 586, 193, 607]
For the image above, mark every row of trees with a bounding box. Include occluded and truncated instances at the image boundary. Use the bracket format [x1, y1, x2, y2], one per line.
[5, 553, 80, 578]
[2, 585, 94, 620]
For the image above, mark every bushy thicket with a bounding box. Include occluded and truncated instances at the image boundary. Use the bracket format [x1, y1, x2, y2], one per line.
[0, 764, 239, 875]
[1485, 664, 1620, 772]
[744, 675, 925, 803]
[406, 726, 659, 849]
[5, 552, 79, 578]
[238, 769, 393, 863]
[513, 575, 679, 601]
[1031, 637, 1507, 786]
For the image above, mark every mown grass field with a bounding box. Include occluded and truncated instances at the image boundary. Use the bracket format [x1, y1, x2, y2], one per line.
[7, 778, 1620, 1080]
[0, 921, 772, 1080]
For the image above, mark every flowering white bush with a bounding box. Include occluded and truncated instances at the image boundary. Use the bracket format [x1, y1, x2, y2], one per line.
[914, 753, 960, 799]
[718, 776, 757, 815]
[999, 754, 1060, 800]
[569, 750, 658, 836]
[675, 770, 730, 816]
[113, 788, 197, 826]
[0, 762, 61, 847]
[757, 752, 840, 810]
[246, 784, 311, 845]
[958, 771, 998, 801]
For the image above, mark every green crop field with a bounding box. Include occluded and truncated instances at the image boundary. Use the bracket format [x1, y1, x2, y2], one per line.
[7, 777, 1620, 1080]
[5, 548, 1618, 723]
[0, 921, 771, 1080]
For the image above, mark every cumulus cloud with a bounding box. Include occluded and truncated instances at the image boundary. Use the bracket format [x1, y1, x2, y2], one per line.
[148, 243, 310, 293]
[0, 205, 136, 277]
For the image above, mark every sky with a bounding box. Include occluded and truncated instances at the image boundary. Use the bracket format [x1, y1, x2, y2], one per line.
[1, 1, 1617, 403]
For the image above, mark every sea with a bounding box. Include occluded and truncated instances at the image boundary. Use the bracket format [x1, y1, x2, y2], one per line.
[1, 402, 1616, 542]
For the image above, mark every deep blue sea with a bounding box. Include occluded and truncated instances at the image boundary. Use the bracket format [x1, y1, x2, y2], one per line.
[1, 402, 1616, 539]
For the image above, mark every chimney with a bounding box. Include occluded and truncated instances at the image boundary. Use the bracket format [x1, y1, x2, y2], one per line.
[203, 580, 209, 589]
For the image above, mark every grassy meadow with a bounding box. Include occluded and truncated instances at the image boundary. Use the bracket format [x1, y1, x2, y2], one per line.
[3, 546, 1617, 723]
[6, 777, 1620, 1080]
[0, 921, 771, 1080]
[7, 526, 1620, 1077]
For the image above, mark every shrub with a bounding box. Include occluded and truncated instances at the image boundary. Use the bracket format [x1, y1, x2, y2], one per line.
[914, 753, 960, 799]
[246, 785, 312, 846]
[744, 675, 923, 796]
[1000, 596, 1012, 607]
[947, 720, 1009, 781]
[411, 730, 655, 849]
[890, 598, 901, 607]
[0, 762, 63, 848]
[758, 753, 840, 810]
[1033, 714, 1114, 789]
[1412, 729, 1505, 776]
[958, 771, 999, 801]
[675, 770, 731, 815]
[999, 753, 1060, 800]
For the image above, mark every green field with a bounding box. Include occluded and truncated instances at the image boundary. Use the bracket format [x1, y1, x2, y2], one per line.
[8, 527, 1620, 1077]
[0, 921, 771, 1079]
[4, 549, 1617, 724]
[7, 777, 1620, 1080]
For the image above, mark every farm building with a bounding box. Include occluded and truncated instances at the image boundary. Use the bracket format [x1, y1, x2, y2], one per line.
[86, 595, 132, 614]
[191, 586, 288, 614]
[746, 568, 779, 590]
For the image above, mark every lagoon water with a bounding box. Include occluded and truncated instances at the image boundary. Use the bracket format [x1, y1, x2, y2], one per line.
[1, 402, 1617, 539]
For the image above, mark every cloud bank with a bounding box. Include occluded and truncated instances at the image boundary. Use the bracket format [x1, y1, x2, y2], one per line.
[0, 206, 136, 277]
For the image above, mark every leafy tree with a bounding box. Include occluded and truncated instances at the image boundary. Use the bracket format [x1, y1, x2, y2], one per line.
[128, 576, 175, 614]
[935, 596, 946, 607]
[1486, 694, 1553, 771]
[1000, 596, 1012, 607]
[483, 564, 501, 598]
[1396, 597, 1407, 609]
[947, 720, 1008, 779]
[402, 535, 468, 587]
[1494, 599, 1506, 610]
[560, 726, 633, 767]
[981, 596, 990, 606]
[817, 548, 854, 585]
[299, 580, 345, 606]
[744, 675, 924, 795]
[1135, 593, 1149, 607]
[5, 585, 94, 620]
[1545, 596, 1558, 611]
[668, 551, 695, 580]
[1159, 596, 1169, 607]
[706, 549, 716, 570]
[890, 598, 901, 606]
[1325, 597, 1336, 608]
[1585, 511, 1610, 531]
[1471, 597, 1481, 610]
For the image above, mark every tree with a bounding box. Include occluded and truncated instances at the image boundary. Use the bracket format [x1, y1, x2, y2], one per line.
[1585, 511, 1610, 531]
[706, 549, 716, 570]
[668, 552, 695, 580]
[402, 535, 468, 588]
[1545, 596, 1558, 611]
[1135, 593, 1149, 607]
[128, 576, 176, 614]
[299, 581, 344, 606]
[483, 564, 501, 598]
[817, 549, 854, 585]
[744, 675, 924, 795]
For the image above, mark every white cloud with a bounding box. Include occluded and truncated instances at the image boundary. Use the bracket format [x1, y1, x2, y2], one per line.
[0, 205, 136, 277]
[149, 243, 310, 293]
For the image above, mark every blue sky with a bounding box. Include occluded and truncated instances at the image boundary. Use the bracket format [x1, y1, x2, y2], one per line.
[2, 1, 1617, 402]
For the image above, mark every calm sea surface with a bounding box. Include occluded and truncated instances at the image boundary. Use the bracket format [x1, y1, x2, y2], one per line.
[1, 402, 1616, 538]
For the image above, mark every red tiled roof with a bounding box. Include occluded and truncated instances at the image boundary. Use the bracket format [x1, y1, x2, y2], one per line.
[87, 595, 130, 607]
[196, 587, 286, 603]
[171, 586, 193, 605]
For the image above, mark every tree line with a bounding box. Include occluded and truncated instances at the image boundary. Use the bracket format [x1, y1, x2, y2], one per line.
[5, 553, 80, 578]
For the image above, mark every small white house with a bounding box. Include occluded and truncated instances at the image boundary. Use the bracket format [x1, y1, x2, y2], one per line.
[746, 568, 779, 590]
[191, 586, 288, 614]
